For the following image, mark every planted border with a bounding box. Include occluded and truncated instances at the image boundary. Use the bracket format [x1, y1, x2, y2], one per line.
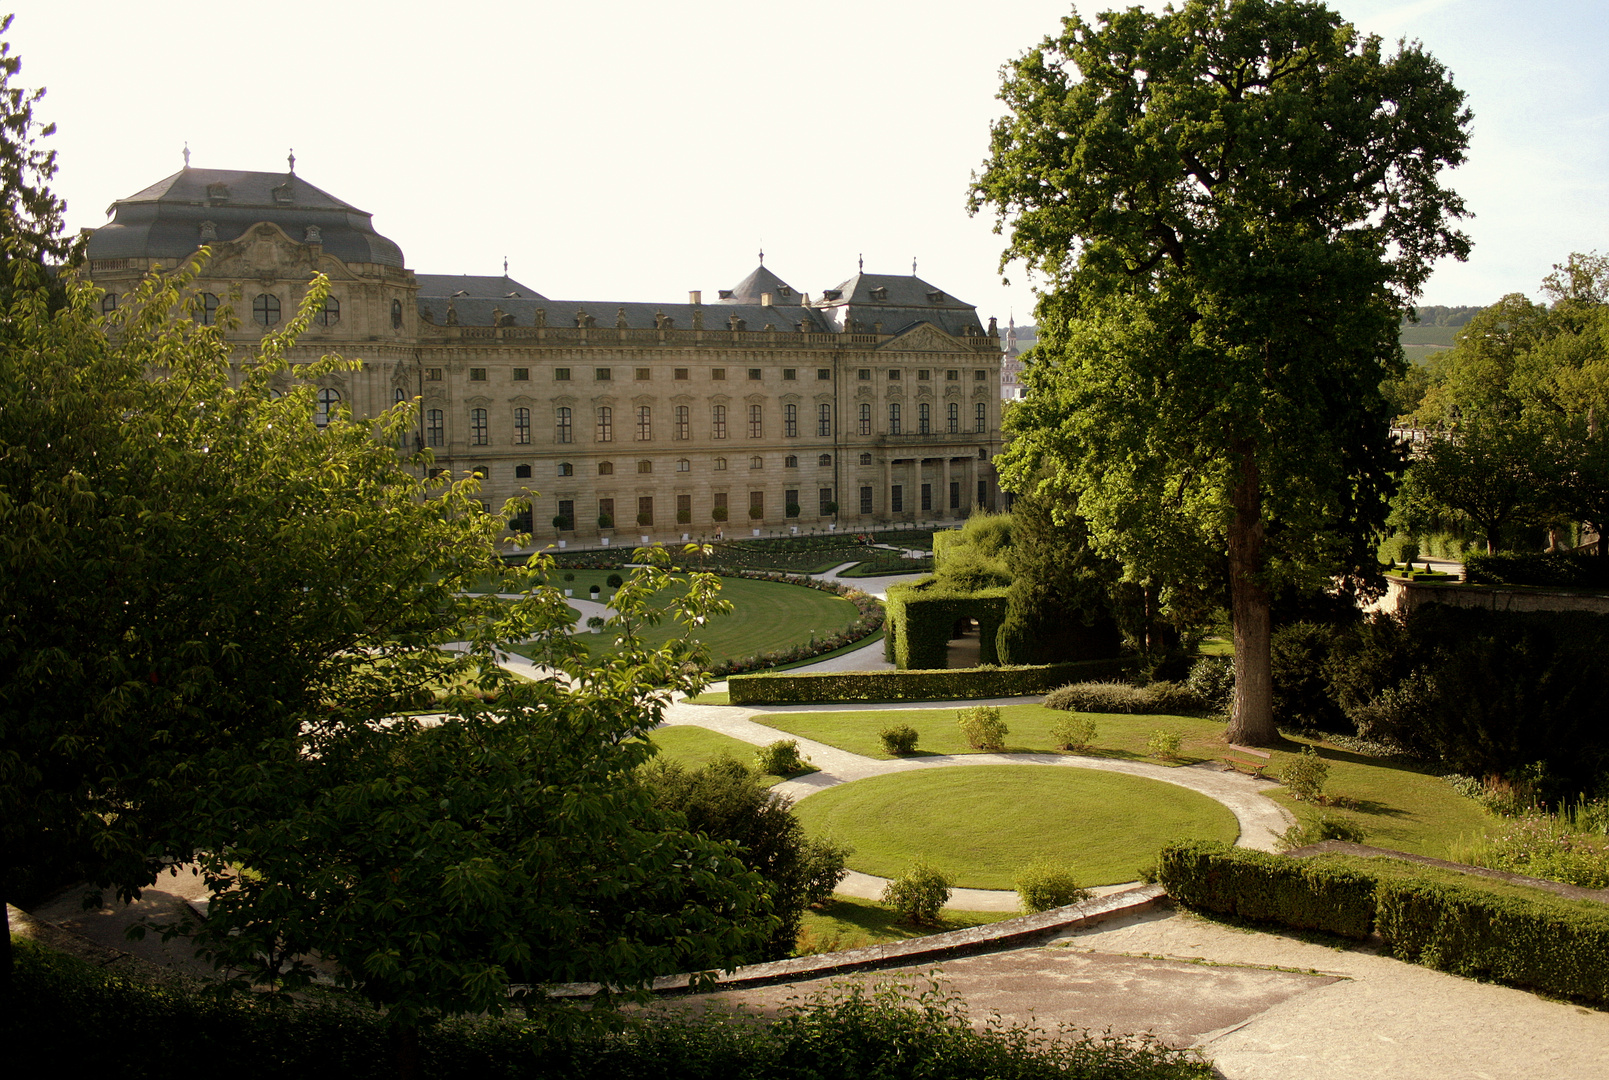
[728, 658, 1131, 705]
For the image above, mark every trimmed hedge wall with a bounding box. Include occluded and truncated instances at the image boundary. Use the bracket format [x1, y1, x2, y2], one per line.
[1158, 840, 1609, 1006]
[727, 657, 1132, 706]
[1464, 551, 1609, 589]
[884, 579, 1008, 669]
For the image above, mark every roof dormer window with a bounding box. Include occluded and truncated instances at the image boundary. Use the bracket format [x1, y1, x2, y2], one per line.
[822, 289, 842, 301]
[718, 289, 735, 300]
[926, 290, 945, 303]
[206, 183, 229, 201]
[271, 184, 293, 204]
[870, 287, 888, 302]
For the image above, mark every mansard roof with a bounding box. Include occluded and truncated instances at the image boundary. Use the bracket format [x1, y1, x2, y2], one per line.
[815, 271, 984, 338]
[417, 292, 835, 332]
[86, 167, 406, 268]
[719, 264, 800, 304]
[415, 273, 548, 301]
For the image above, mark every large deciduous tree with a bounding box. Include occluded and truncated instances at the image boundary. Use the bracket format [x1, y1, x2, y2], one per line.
[970, 0, 1470, 743]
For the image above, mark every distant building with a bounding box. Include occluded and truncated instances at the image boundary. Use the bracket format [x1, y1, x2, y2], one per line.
[1001, 317, 1034, 399]
[86, 164, 1005, 542]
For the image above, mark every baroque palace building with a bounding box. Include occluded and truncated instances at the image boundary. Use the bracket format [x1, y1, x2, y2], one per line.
[85, 163, 1004, 544]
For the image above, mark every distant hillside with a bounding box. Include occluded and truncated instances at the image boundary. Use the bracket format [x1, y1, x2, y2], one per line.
[1403, 305, 1482, 328]
[1400, 305, 1482, 365]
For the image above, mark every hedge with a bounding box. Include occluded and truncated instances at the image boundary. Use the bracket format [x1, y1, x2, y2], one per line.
[1157, 840, 1375, 939]
[1157, 840, 1609, 1006]
[883, 579, 1008, 669]
[727, 657, 1132, 705]
[1464, 551, 1609, 590]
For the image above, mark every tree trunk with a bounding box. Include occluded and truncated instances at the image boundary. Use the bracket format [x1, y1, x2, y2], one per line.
[0, 867, 12, 1003]
[391, 1023, 420, 1080]
[1226, 447, 1277, 746]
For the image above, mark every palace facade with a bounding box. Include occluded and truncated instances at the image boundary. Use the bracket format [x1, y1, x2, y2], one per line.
[85, 165, 1004, 544]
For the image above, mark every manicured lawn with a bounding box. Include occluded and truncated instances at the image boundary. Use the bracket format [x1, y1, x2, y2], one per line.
[1262, 736, 1492, 859]
[1309, 853, 1608, 911]
[792, 765, 1239, 889]
[796, 896, 1017, 954]
[753, 703, 1227, 765]
[643, 724, 797, 785]
[503, 573, 861, 667]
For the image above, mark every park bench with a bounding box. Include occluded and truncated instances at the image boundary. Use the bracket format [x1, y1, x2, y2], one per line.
[1222, 743, 1271, 777]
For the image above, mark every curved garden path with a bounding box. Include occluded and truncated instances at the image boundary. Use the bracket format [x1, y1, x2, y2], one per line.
[660, 689, 1294, 911]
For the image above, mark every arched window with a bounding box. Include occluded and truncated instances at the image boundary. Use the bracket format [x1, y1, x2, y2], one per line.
[470, 408, 488, 445]
[100, 293, 117, 314]
[784, 403, 798, 437]
[712, 404, 728, 439]
[818, 403, 832, 437]
[314, 387, 340, 428]
[714, 457, 728, 471]
[315, 296, 340, 326]
[253, 293, 281, 327]
[918, 402, 931, 434]
[427, 409, 444, 446]
[947, 402, 959, 433]
[858, 403, 871, 435]
[818, 454, 832, 466]
[750, 455, 763, 469]
[394, 387, 406, 405]
[390, 299, 403, 329]
[199, 292, 219, 326]
[514, 407, 531, 445]
[596, 406, 613, 442]
[558, 462, 574, 476]
[785, 455, 798, 468]
[556, 406, 572, 443]
[637, 460, 653, 474]
[636, 405, 652, 441]
[515, 464, 533, 479]
[598, 461, 615, 475]
[677, 458, 691, 472]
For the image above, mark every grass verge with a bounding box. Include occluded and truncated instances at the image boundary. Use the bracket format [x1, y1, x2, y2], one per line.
[796, 896, 1016, 954]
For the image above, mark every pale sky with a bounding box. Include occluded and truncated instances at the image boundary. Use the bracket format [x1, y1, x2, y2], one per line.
[9, 0, 1606, 322]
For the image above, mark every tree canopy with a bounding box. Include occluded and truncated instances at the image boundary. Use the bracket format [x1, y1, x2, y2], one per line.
[970, 0, 1470, 743]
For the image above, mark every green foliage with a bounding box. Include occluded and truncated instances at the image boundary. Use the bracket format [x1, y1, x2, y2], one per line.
[1271, 622, 1350, 731]
[606, 572, 624, 588]
[1044, 680, 1201, 716]
[930, 512, 1014, 590]
[880, 858, 952, 924]
[1185, 657, 1235, 714]
[1145, 729, 1184, 761]
[973, 0, 1470, 746]
[1157, 841, 1377, 939]
[996, 487, 1123, 665]
[878, 724, 920, 755]
[1280, 746, 1332, 802]
[1275, 815, 1368, 852]
[1409, 416, 1556, 553]
[728, 658, 1131, 706]
[883, 579, 1008, 669]
[1449, 811, 1609, 889]
[1049, 715, 1097, 751]
[798, 835, 854, 908]
[1464, 551, 1609, 589]
[753, 739, 813, 777]
[957, 705, 1008, 750]
[1015, 858, 1092, 913]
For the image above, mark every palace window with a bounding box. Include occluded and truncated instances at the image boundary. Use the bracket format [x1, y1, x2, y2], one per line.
[889, 403, 901, 435]
[470, 408, 488, 446]
[674, 368, 689, 380]
[946, 369, 959, 381]
[514, 407, 530, 444]
[598, 461, 614, 475]
[515, 464, 533, 479]
[315, 297, 340, 326]
[748, 368, 762, 381]
[947, 402, 959, 433]
[101, 293, 117, 313]
[887, 369, 900, 381]
[513, 367, 529, 381]
[891, 484, 903, 513]
[199, 292, 219, 325]
[314, 388, 340, 428]
[818, 403, 832, 437]
[675, 405, 689, 439]
[253, 293, 281, 326]
[748, 404, 762, 438]
[677, 458, 690, 472]
[918, 403, 930, 434]
[918, 369, 931, 381]
[635, 368, 651, 381]
[712, 367, 726, 380]
[638, 496, 654, 526]
[858, 403, 871, 435]
[819, 488, 834, 515]
[859, 486, 873, 514]
[784, 403, 797, 437]
[783, 368, 797, 381]
[858, 368, 871, 381]
[554, 367, 571, 381]
[818, 368, 831, 381]
[714, 457, 727, 471]
[558, 462, 574, 476]
[596, 406, 613, 442]
[859, 452, 872, 465]
[818, 453, 832, 466]
[595, 367, 611, 381]
[976, 402, 987, 432]
[922, 483, 932, 511]
[785, 455, 798, 468]
[750, 455, 763, 469]
[470, 367, 487, 382]
[556, 407, 572, 444]
[636, 405, 652, 441]
[426, 367, 443, 381]
[712, 403, 728, 439]
[390, 299, 403, 328]
[637, 460, 652, 474]
[427, 409, 444, 446]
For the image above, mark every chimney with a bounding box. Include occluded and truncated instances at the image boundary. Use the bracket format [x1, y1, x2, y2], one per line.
[761, 292, 773, 307]
[689, 290, 702, 305]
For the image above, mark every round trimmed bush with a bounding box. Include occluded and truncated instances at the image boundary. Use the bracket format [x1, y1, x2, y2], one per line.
[881, 858, 951, 924]
[880, 724, 919, 755]
[1016, 858, 1092, 913]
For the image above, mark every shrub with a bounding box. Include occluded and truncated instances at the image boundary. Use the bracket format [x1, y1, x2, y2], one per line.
[1015, 858, 1092, 913]
[880, 724, 920, 755]
[785, 503, 801, 518]
[597, 512, 614, 529]
[727, 659, 1132, 706]
[957, 705, 1008, 750]
[1050, 715, 1097, 751]
[606, 572, 624, 588]
[799, 835, 854, 907]
[552, 514, 573, 531]
[755, 739, 813, 776]
[1275, 814, 1367, 851]
[748, 505, 764, 520]
[1145, 680, 1202, 714]
[1270, 621, 1348, 731]
[881, 858, 952, 924]
[1186, 656, 1234, 713]
[676, 509, 692, 524]
[585, 615, 604, 632]
[1145, 729, 1183, 760]
[1451, 811, 1609, 889]
[712, 505, 729, 522]
[1280, 745, 1331, 802]
[1398, 538, 1420, 565]
[1044, 680, 1149, 713]
[1157, 840, 1376, 938]
[562, 571, 575, 582]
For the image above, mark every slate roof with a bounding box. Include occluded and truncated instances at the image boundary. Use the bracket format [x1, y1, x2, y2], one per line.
[415, 273, 548, 302]
[720, 264, 801, 304]
[86, 168, 406, 268]
[815, 271, 985, 338]
[416, 293, 835, 333]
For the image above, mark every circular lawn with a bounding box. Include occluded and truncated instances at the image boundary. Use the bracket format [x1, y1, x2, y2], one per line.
[791, 764, 1240, 889]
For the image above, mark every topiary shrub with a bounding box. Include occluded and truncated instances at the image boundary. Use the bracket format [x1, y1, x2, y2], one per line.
[880, 858, 951, 924]
[606, 572, 624, 589]
[1015, 858, 1092, 913]
[1050, 715, 1098, 751]
[880, 724, 919, 755]
[957, 705, 1008, 750]
[1280, 745, 1331, 802]
[755, 739, 813, 776]
[1145, 728, 1184, 760]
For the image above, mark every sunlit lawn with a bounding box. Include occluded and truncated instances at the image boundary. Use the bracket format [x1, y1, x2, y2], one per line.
[796, 896, 1017, 954]
[792, 764, 1238, 889]
[643, 724, 788, 785]
[753, 703, 1227, 765]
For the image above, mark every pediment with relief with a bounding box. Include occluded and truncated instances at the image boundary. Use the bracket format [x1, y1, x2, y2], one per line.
[876, 322, 971, 354]
[205, 223, 314, 280]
